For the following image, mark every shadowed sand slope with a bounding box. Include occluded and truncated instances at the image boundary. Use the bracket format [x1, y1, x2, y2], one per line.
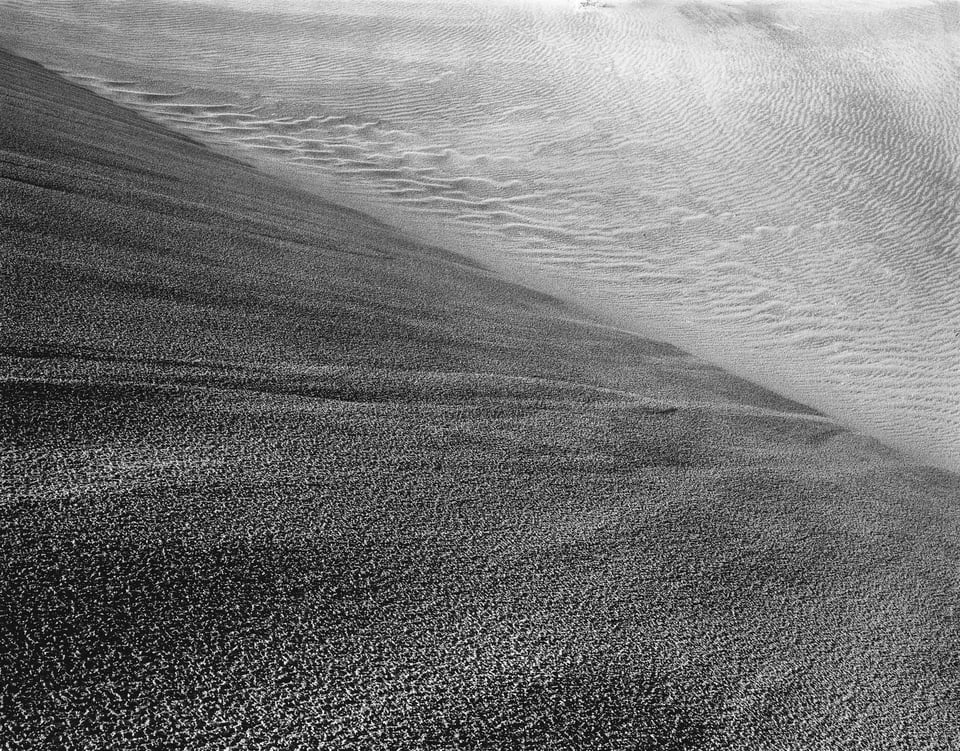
[1, 50, 959, 748]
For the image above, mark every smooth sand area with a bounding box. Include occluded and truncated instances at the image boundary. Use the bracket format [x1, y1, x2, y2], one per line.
[2, 50, 959, 748]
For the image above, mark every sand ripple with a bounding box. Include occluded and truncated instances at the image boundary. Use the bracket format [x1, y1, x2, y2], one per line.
[2, 0, 958, 468]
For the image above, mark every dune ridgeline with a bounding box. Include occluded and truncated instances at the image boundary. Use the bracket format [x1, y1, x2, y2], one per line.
[1, 50, 959, 748]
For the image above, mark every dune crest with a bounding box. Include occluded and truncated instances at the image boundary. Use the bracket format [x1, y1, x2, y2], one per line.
[2, 0, 958, 469]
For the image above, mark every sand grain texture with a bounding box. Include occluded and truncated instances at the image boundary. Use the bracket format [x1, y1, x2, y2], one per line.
[1, 51, 959, 749]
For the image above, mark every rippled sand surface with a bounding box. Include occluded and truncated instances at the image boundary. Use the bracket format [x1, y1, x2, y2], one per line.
[2, 0, 958, 468]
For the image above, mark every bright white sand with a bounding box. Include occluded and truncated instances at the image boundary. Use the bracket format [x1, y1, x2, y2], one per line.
[2, 0, 957, 470]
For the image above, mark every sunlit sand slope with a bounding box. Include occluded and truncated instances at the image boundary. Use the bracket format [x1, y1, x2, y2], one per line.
[1, 51, 959, 748]
[4, 0, 958, 469]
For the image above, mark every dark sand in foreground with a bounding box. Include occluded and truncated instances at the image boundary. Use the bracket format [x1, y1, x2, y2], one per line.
[2, 51, 959, 748]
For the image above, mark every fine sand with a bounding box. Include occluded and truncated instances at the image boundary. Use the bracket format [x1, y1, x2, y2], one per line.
[2, 50, 959, 748]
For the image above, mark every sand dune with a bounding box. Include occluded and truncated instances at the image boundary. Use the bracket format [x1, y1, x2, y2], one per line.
[2, 0, 958, 469]
[2, 50, 960, 747]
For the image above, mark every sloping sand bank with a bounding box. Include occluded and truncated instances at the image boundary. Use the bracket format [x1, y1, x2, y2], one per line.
[1, 50, 958, 748]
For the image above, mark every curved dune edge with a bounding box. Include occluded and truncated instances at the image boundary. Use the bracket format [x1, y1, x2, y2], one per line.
[1, 50, 958, 748]
[6, 0, 959, 470]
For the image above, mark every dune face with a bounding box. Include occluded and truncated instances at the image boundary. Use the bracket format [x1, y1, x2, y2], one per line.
[1, 0, 958, 470]
[3, 48, 960, 748]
